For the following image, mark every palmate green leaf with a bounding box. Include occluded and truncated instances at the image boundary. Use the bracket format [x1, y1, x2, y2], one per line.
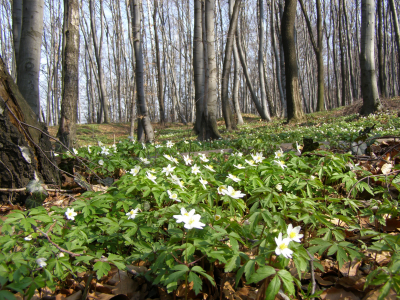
[243, 260, 256, 281]
[278, 270, 295, 296]
[0, 290, 16, 300]
[6, 277, 33, 293]
[191, 266, 215, 286]
[188, 271, 202, 295]
[247, 266, 276, 284]
[265, 275, 280, 300]
[93, 261, 111, 279]
[224, 255, 240, 273]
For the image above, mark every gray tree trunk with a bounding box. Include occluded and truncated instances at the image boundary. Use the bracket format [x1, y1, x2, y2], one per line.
[281, 0, 305, 122]
[388, 0, 400, 93]
[205, 0, 222, 139]
[258, 0, 271, 120]
[12, 0, 23, 75]
[343, 0, 357, 100]
[377, 0, 389, 98]
[360, 0, 382, 115]
[17, 0, 44, 118]
[131, 0, 154, 142]
[89, 0, 109, 123]
[221, 0, 241, 131]
[57, 0, 79, 150]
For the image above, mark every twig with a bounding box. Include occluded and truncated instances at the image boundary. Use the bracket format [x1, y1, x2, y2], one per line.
[0, 186, 78, 193]
[306, 249, 316, 300]
[346, 170, 400, 198]
[32, 223, 82, 257]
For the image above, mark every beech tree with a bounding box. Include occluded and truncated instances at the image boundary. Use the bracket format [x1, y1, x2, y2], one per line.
[281, 0, 305, 122]
[360, 0, 382, 115]
[16, 0, 44, 118]
[56, 0, 80, 149]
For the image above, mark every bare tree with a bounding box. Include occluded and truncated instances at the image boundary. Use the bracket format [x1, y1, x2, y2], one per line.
[360, 0, 382, 115]
[57, 0, 79, 149]
[131, 0, 154, 142]
[12, 0, 22, 74]
[16, 0, 44, 118]
[220, 0, 241, 131]
[281, 0, 305, 122]
[388, 0, 400, 93]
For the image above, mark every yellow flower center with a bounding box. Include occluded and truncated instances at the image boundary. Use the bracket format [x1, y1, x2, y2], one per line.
[184, 213, 189, 216]
[279, 243, 288, 250]
[280, 160, 285, 164]
[188, 219, 194, 224]
[215, 215, 221, 221]
[290, 232, 296, 239]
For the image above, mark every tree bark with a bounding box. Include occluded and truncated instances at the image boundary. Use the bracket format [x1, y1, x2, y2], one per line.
[17, 0, 44, 118]
[298, 0, 324, 112]
[57, 0, 80, 150]
[377, 0, 389, 97]
[388, 0, 400, 93]
[281, 0, 305, 123]
[360, 0, 382, 115]
[12, 0, 23, 75]
[131, 0, 155, 142]
[343, 0, 357, 100]
[0, 56, 60, 203]
[205, 0, 222, 139]
[220, 0, 241, 131]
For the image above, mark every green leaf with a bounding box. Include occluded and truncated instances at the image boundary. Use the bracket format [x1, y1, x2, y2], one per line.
[247, 266, 276, 284]
[93, 261, 111, 279]
[191, 266, 215, 286]
[336, 247, 347, 270]
[188, 271, 202, 295]
[171, 264, 189, 272]
[224, 255, 240, 272]
[378, 280, 392, 300]
[265, 275, 281, 300]
[277, 270, 295, 296]
[243, 260, 256, 281]
[0, 290, 16, 300]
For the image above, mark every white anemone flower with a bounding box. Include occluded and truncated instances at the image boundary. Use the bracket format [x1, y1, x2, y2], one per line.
[173, 208, 195, 223]
[199, 177, 208, 189]
[166, 141, 174, 148]
[274, 233, 293, 259]
[276, 183, 282, 192]
[183, 154, 193, 166]
[296, 141, 303, 153]
[275, 148, 284, 159]
[245, 159, 257, 167]
[222, 186, 246, 199]
[87, 145, 92, 153]
[98, 159, 104, 166]
[167, 190, 181, 202]
[381, 163, 393, 175]
[274, 160, 287, 169]
[126, 208, 139, 220]
[146, 172, 157, 184]
[217, 185, 227, 195]
[163, 154, 173, 162]
[199, 154, 209, 162]
[214, 215, 222, 221]
[162, 164, 176, 176]
[287, 224, 303, 243]
[72, 148, 78, 155]
[155, 144, 162, 148]
[129, 168, 140, 176]
[142, 143, 146, 149]
[140, 157, 150, 164]
[184, 213, 206, 230]
[101, 147, 110, 156]
[204, 165, 216, 172]
[172, 157, 179, 164]
[191, 164, 201, 175]
[36, 258, 47, 268]
[65, 208, 77, 220]
[227, 174, 241, 182]
[233, 164, 245, 169]
[24, 235, 32, 241]
[251, 152, 265, 163]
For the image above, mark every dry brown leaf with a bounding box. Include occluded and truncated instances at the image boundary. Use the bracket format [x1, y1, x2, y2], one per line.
[320, 287, 360, 300]
[362, 288, 398, 300]
[126, 265, 148, 275]
[55, 294, 67, 300]
[339, 260, 362, 277]
[382, 217, 400, 232]
[336, 275, 366, 292]
[176, 281, 195, 298]
[65, 290, 82, 300]
[157, 287, 173, 300]
[110, 271, 138, 296]
[315, 274, 335, 286]
[88, 291, 115, 300]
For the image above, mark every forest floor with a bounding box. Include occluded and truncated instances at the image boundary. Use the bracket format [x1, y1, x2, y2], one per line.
[48, 97, 400, 147]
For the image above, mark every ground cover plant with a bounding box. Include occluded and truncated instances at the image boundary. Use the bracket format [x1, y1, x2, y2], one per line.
[1, 108, 400, 300]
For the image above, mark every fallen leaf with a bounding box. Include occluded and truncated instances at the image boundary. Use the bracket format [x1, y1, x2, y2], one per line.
[315, 274, 335, 286]
[339, 260, 362, 277]
[362, 288, 398, 300]
[382, 217, 400, 232]
[66, 290, 82, 300]
[320, 287, 359, 300]
[176, 281, 195, 298]
[109, 271, 138, 296]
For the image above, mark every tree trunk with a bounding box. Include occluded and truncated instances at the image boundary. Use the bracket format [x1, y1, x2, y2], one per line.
[343, 0, 357, 100]
[57, 0, 79, 150]
[235, 24, 269, 120]
[12, 0, 23, 75]
[281, 0, 305, 123]
[153, 0, 165, 125]
[0, 56, 60, 203]
[220, 0, 241, 131]
[89, 0, 109, 123]
[258, 0, 271, 119]
[131, 0, 154, 142]
[388, 0, 400, 93]
[298, 0, 324, 112]
[377, 0, 389, 97]
[17, 0, 44, 118]
[360, 0, 382, 115]
[205, 0, 222, 139]
[338, 0, 347, 106]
